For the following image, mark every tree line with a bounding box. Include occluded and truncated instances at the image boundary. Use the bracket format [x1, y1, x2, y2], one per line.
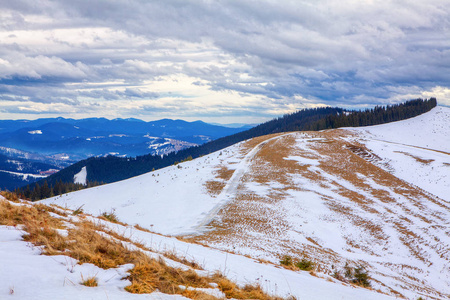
[16, 98, 437, 201]
[14, 180, 104, 201]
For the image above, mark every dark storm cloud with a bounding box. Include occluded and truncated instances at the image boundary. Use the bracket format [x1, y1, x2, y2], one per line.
[0, 0, 449, 121]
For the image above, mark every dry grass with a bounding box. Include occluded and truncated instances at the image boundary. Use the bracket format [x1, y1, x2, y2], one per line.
[99, 210, 123, 224]
[394, 151, 435, 164]
[163, 250, 203, 270]
[72, 205, 84, 215]
[203, 167, 235, 197]
[214, 274, 283, 300]
[81, 275, 98, 287]
[0, 199, 64, 229]
[125, 258, 209, 295]
[1, 196, 285, 300]
[215, 166, 235, 181]
[204, 180, 226, 196]
[134, 224, 152, 233]
[0, 191, 19, 202]
[33, 203, 68, 217]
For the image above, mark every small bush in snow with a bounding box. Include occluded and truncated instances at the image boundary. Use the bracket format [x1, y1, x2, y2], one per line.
[280, 255, 293, 266]
[72, 205, 84, 215]
[334, 263, 371, 288]
[100, 210, 119, 223]
[295, 258, 315, 271]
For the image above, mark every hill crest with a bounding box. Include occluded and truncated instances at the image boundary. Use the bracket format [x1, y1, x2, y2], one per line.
[42, 106, 450, 299]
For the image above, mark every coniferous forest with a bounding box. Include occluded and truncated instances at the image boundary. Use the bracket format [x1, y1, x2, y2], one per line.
[15, 98, 436, 201]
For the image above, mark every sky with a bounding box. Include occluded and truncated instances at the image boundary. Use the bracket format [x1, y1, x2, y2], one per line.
[0, 0, 449, 124]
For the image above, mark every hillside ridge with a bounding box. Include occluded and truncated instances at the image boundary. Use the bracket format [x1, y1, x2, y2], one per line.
[41, 106, 450, 299]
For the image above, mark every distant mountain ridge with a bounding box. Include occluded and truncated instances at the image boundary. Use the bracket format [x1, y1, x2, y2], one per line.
[0, 117, 250, 159]
[19, 98, 437, 199]
[0, 117, 251, 190]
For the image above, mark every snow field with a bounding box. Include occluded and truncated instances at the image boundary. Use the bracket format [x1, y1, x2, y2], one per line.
[38, 106, 450, 299]
[44, 143, 244, 235]
[348, 106, 450, 201]
[0, 198, 396, 300]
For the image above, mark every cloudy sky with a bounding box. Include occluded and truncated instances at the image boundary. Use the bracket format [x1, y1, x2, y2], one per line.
[0, 0, 449, 123]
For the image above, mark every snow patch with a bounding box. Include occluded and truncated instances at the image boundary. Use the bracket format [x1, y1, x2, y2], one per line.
[73, 166, 87, 185]
[28, 130, 42, 135]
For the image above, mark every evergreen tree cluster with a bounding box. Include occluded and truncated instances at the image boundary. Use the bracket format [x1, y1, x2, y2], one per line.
[21, 98, 436, 201]
[308, 98, 437, 130]
[14, 180, 103, 201]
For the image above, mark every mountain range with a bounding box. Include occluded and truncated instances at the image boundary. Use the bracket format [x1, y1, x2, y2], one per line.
[25, 98, 437, 195]
[0, 117, 251, 190]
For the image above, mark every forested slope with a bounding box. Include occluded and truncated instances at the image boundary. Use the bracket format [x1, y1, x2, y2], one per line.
[17, 98, 436, 200]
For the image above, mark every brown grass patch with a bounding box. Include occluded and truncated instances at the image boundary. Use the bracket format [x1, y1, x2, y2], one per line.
[81, 275, 98, 287]
[0, 191, 19, 202]
[0, 199, 64, 229]
[163, 250, 203, 270]
[204, 180, 226, 196]
[240, 133, 287, 154]
[125, 258, 209, 294]
[215, 166, 234, 181]
[99, 210, 125, 225]
[214, 273, 283, 300]
[33, 203, 68, 217]
[394, 151, 435, 164]
[2, 197, 285, 299]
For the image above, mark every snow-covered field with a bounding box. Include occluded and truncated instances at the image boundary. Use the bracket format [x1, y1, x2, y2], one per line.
[46, 142, 245, 235]
[0, 198, 395, 300]
[348, 106, 450, 201]
[29, 106, 450, 299]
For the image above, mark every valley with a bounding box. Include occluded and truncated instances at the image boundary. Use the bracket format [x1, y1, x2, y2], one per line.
[0, 118, 248, 190]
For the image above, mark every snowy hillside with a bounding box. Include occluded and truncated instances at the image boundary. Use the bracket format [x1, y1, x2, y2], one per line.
[347, 106, 450, 201]
[40, 107, 450, 299]
[2, 195, 394, 300]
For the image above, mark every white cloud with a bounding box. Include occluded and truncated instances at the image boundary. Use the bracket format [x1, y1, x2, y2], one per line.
[0, 0, 449, 121]
[0, 54, 89, 79]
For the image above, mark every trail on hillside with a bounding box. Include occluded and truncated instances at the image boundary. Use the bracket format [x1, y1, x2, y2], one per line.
[193, 133, 294, 232]
[189, 130, 450, 300]
[368, 138, 450, 156]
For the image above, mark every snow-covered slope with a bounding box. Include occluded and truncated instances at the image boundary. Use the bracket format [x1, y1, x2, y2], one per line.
[350, 106, 450, 153]
[347, 106, 450, 200]
[44, 142, 246, 235]
[41, 107, 450, 299]
[0, 213, 395, 300]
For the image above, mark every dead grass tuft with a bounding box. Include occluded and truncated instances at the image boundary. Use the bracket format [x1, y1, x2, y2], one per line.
[81, 275, 98, 287]
[125, 258, 209, 295]
[99, 210, 122, 224]
[72, 205, 84, 215]
[214, 274, 283, 300]
[33, 203, 68, 217]
[0, 191, 19, 202]
[67, 222, 143, 269]
[0, 199, 64, 229]
[164, 250, 203, 270]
